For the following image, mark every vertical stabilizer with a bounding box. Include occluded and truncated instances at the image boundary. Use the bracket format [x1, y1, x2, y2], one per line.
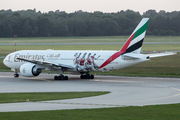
[99, 18, 149, 68]
[120, 18, 149, 54]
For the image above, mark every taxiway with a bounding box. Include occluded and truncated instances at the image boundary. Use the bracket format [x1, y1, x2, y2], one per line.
[0, 72, 180, 112]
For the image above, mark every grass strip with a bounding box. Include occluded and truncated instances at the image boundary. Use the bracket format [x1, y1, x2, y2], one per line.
[0, 104, 180, 120]
[0, 92, 109, 103]
[0, 36, 179, 43]
[0, 44, 180, 56]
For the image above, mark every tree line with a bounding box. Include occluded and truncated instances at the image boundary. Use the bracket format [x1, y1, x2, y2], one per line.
[0, 9, 180, 37]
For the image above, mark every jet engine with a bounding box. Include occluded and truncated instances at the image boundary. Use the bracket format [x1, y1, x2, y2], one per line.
[20, 63, 42, 77]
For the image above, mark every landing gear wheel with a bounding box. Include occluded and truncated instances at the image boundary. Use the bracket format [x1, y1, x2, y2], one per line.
[54, 75, 68, 80]
[80, 75, 84, 79]
[90, 74, 94, 79]
[54, 76, 58, 80]
[58, 76, 62, 80]
[60, 76, 64, 80]
[80, 74, 94, 79]
[14, 74, 19, 78]
[64, 76, 68, 80]
[87, 74, 90, 79]
[84, 75, 87, 79]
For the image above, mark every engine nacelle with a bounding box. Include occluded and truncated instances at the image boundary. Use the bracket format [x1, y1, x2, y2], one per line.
[20, 63, 42, 77]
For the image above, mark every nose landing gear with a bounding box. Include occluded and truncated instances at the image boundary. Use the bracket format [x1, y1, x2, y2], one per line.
[14, 74, 19, 78]
[14, 69, 19, 78]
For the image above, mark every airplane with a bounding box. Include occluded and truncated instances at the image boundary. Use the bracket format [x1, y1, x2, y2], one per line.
[3, 18, 176, 80]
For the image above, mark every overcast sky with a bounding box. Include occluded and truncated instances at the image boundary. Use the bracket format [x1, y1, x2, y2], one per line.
[1, 0, 179, 14]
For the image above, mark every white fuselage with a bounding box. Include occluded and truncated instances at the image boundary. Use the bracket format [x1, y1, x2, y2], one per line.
[3, 49, 149, 73]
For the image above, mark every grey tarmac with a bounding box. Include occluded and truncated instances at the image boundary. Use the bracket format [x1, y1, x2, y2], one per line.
[0, 72, 180, 112]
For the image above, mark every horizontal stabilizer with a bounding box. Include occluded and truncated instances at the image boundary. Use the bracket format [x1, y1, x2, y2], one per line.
[122, 53, 149, 59]
[147, 52, 177, 58]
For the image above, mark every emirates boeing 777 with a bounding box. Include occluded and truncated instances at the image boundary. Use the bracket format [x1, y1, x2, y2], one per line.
[3, 18, 176, 80]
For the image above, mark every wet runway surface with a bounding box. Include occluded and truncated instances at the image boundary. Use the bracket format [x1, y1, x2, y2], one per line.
[0, 72, 180, 112]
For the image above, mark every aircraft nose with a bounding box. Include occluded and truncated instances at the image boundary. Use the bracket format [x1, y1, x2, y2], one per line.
[3, 55, 10, 67]
[3, 56, 7, 65]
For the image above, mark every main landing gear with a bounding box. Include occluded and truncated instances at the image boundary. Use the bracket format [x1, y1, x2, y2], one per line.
[80, 74, 94, 79]
[54, 75, 68, 80]
[14, 69, 19, 78]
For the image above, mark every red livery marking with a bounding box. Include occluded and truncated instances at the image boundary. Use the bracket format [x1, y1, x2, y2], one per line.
[120, 32, 136, 53]
[99, 32, 136, 68]
[99, 51, 123, 68]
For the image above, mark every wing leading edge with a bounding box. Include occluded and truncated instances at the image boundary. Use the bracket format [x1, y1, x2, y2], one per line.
[17, 58, 75, 70]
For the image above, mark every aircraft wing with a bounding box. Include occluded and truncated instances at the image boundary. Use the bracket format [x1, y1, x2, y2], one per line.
[16, 58, 75, 69]
[146, 52, 177, 58]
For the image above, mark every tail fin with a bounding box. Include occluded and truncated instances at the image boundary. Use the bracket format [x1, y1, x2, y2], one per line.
[120, 18, 149, 54]
[99, 18, 149, 68]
